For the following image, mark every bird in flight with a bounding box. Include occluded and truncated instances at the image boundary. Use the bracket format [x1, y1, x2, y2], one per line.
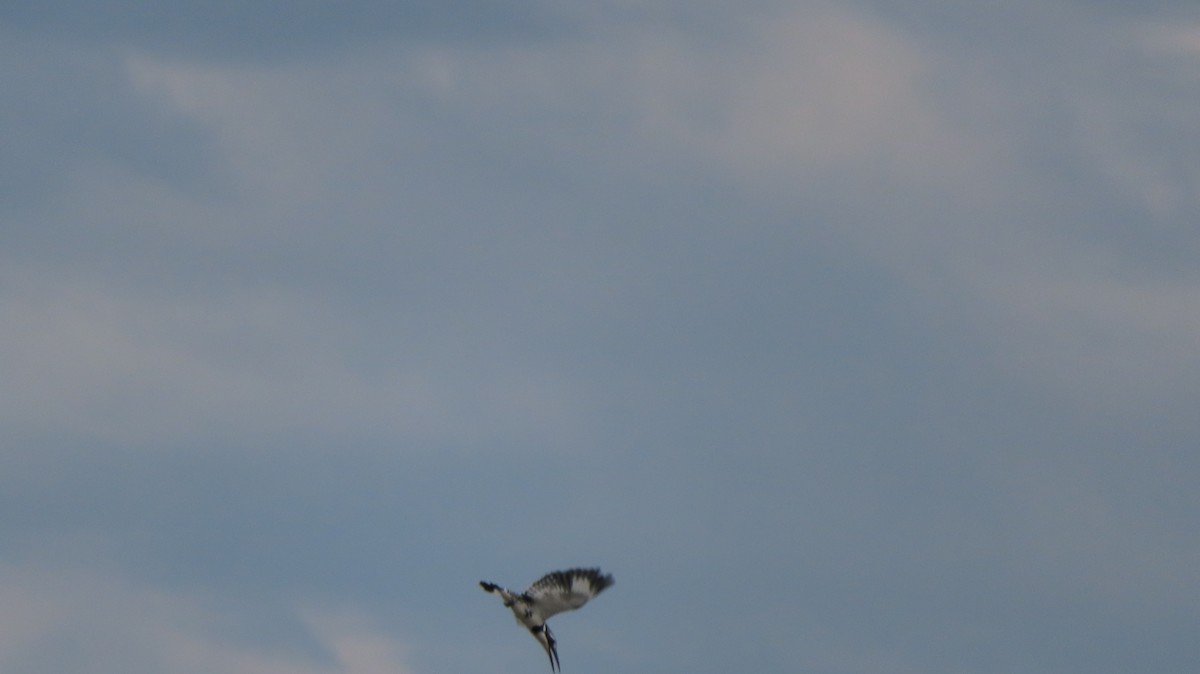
[479, 567, 614, 672]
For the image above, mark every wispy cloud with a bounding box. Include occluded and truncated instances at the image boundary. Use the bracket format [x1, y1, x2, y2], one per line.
[2, 3, 1199, 673]
[0, 563, 413, 674]
[0, 264, 585, 448]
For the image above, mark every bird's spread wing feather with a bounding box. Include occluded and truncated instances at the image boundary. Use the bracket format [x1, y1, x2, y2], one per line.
[525, 568, 614, 620]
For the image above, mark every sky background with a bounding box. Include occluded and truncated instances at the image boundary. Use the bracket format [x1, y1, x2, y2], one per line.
[2, 1, 1199, 673]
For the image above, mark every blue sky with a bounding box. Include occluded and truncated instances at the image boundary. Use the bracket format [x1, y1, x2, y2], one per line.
[2, 1, 1198, 673]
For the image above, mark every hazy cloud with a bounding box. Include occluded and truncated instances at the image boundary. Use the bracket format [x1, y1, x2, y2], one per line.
[0, 564, 413, 674]
[2, 2, 1198, 673]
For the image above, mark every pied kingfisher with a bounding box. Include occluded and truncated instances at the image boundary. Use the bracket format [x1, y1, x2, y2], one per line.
[480, 567, 614, 672]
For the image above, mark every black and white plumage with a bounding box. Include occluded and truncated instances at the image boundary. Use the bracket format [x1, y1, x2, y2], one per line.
[479, 568, 614, 672]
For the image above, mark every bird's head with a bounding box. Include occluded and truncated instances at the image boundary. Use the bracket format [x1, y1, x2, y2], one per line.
[530, 624, 560, 673]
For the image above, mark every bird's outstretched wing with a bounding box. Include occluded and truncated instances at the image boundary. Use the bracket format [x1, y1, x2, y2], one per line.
[524, 568, 614, 620]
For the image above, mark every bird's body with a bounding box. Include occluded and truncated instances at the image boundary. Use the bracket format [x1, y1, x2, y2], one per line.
[480, 568, 614, 672]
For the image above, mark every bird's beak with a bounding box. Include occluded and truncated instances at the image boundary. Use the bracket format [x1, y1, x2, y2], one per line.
[536, 626, 560, 672]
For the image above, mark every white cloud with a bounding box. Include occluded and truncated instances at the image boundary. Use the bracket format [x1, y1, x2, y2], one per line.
[124, 51, 396, 214]
[0, 265, 583, 449]
[722, 11, 973, 180]
[0, 563, 414, 674]
[605, 5, 994, 197]
[1141, 20, 1200, 56]
[1, 44, 603, 452]
[16, 3, 1199, 431]
[966, 260, 1200, 412]
[121, 4, 984, 195]
[636, 4, 1200, 413]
